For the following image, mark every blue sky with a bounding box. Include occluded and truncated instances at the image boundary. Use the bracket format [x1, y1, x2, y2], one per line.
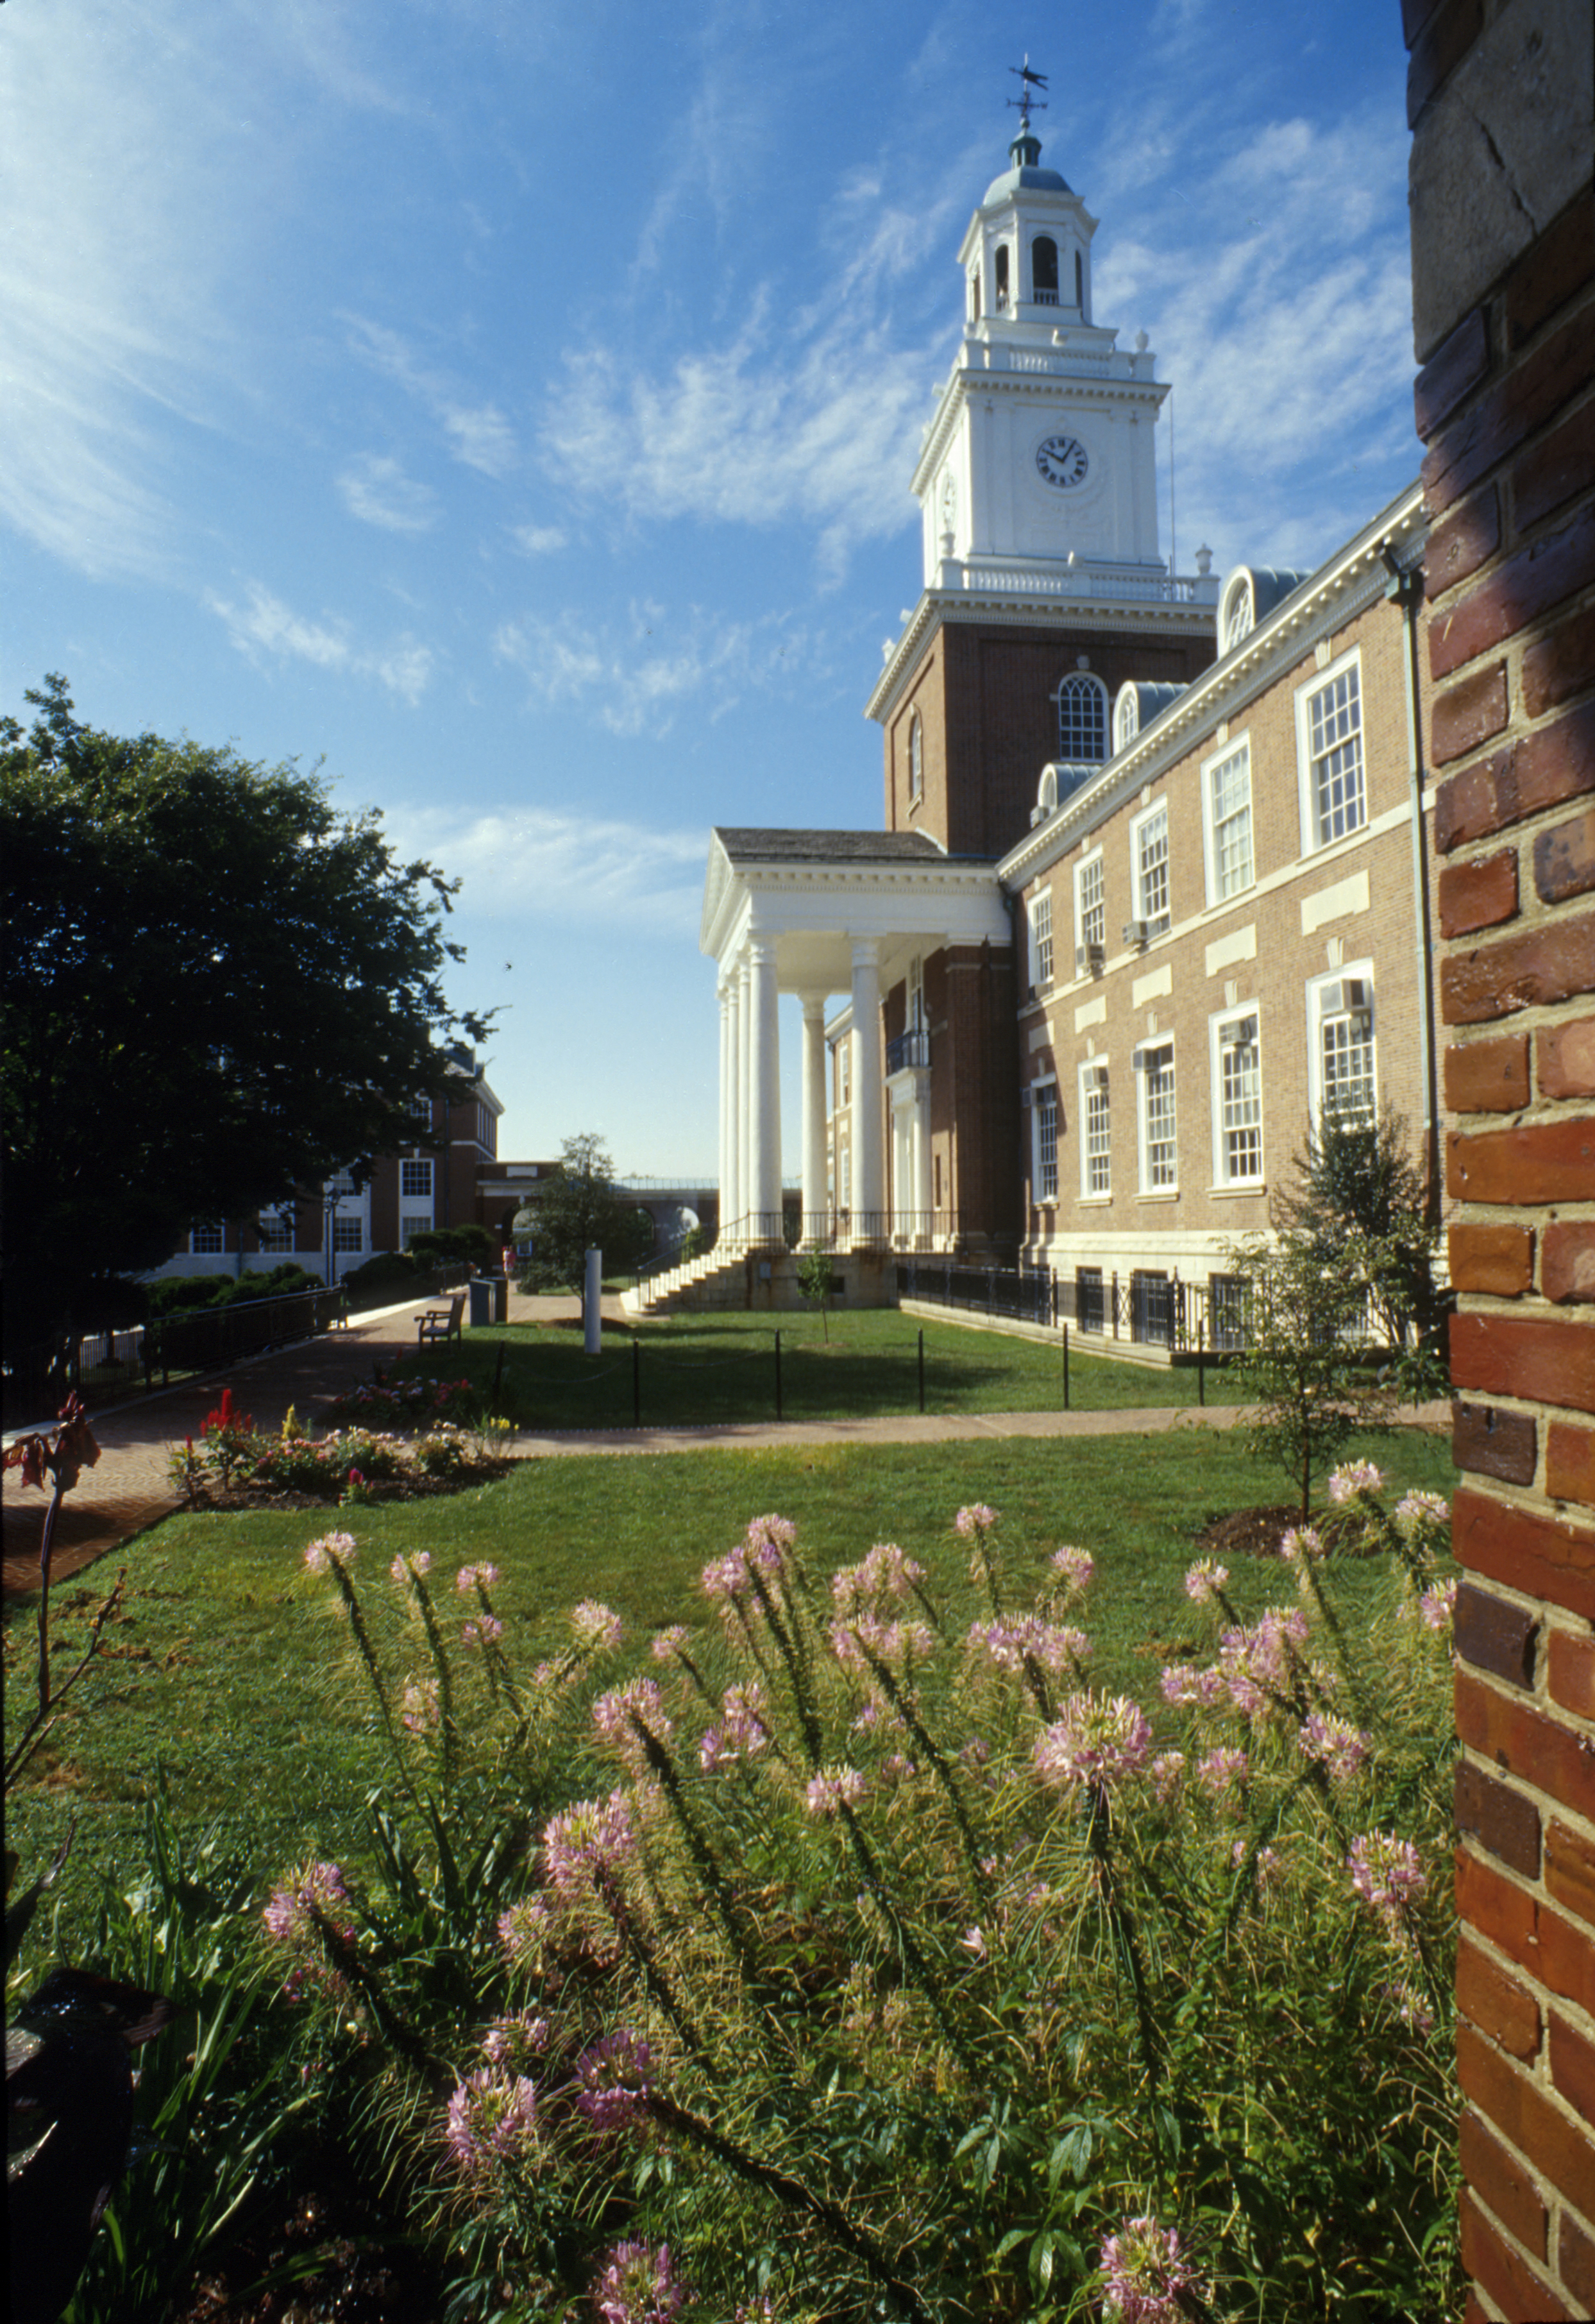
[1, 0, 1421, 1178]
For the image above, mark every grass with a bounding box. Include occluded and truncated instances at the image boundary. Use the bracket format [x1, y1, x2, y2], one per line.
[4, 1419, 1455, 1955]
[371, 1307, 1254, 1431]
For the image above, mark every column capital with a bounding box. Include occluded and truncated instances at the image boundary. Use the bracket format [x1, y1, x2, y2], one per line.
[798, 988, 829, 1021]
[850, 937, 881, 970]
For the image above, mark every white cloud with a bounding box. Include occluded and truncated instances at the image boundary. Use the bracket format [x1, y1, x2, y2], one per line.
[384, 802, 709, 933]
[337, 454, 439, 533]
[207, 581, 437, 703]
[507, 523, 568, 556]
[344, 316, 519, 477]
[492, 601, 811, 736]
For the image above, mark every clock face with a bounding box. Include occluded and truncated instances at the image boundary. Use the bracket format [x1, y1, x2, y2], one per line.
[1035, 434, 1089, 489]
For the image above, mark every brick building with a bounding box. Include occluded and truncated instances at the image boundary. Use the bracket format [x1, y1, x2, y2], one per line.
[1400, 0, 1595, 2313]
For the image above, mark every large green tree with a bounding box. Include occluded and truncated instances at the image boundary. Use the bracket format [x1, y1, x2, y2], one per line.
[3, 677, 489, 1343]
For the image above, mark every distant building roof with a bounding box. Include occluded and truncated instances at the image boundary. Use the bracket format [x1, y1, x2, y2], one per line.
[713, 827, 965, 865]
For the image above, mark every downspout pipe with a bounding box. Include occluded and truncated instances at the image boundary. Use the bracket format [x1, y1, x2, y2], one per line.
[1381, 539, 1440, 1229]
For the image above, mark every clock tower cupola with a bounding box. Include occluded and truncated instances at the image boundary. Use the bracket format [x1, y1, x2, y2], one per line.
[913, 110, 1172, 591]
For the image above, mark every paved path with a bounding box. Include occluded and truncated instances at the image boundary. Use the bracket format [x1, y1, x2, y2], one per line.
[3, 1291, 1448, 1598]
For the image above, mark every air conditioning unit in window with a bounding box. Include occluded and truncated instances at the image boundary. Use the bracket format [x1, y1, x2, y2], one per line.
[1075, 941, 1105, 975]
[1122, 919, 1149, 947]
[1321, 978, 1371, 1021]
[1020, 1086, 1033, 1108]
[1219, 1015, 1259, 1047]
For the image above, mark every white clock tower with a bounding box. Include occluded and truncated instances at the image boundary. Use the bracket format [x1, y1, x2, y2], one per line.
[915, 115, 1169, 590]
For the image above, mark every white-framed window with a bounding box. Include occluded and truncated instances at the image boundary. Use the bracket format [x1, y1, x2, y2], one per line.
[1310, 968, 1378, 1124]
[1080, 1061, 1111, 1198]
[1075, 851, 1105, 960]
[1130, 801, 1170, 937]
[1135, 1040, 1177, 1191]
[1211, 1008, 1263, 1185]
[1033, 1081, 1059, 1201]
[1029, 891, 1054, 990]
[908, 713, 924, 803]
[327, 1167, 358, 1196]
[1203, 738, 1254, 903]
[258, 1209, 295, 1253]
[401, 1157, 434, 1200]
[1222, 573, 1254, 652]
[908, 954, 925, 1030]
[1056, 673, 1108, 762]
[838, 1042, 851, 1107]
[333, 1217, 364, 1253]
[1113, 686, 1140, 752]
[189, 1221, 224, 1255]
[401, 1214, 433, 1248]
[1297, 650, 1367, 849]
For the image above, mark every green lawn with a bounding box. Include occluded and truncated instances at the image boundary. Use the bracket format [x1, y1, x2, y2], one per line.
[378, 1305, 1252, 1430]
[4, 1421, 1455, 1955]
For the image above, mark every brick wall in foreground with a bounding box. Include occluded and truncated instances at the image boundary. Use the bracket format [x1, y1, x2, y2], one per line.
[1402, 0, 1595, 2312]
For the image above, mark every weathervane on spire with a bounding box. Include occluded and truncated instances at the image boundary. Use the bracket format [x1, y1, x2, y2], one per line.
[1008, 56, 1049, 131]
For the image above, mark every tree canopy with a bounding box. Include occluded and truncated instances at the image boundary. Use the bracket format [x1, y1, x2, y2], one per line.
[3, 677, 489, 1342]
[514, 1133, 652, 1307]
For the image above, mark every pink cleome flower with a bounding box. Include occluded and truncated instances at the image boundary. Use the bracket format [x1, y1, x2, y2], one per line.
[831, 1540, 926, 1611]
[591, 2239, 686, 2324]
[1033, 1693, 1153, 1793]
[593, 1678, 673, 1772]
[1050, 1544, 1095, 1595]
[1184, 1558, 1229, 1604]
[1348, 1831, 1428, 1933]
[1098, 2214, 1202, 2324]
[1328, 1459, 1385, 1504]
[1419, 1579, 1457, 1631]
[1299, 1711, 1371, 1787]
[571, 1599, 623, 1650]
[700, 1681, 773, 1773]
[805, 1765, 868, 1819]
[954, 1503, 999, 1538]
[573, 2026, 655, 2132]
[1195, 1747, 1250, 1803]
[390, 1551, 432, 1584]
[966, 1616, 1089, 1675]
[303, 1531, 357, 1575]
[541, 1790, 639, 1914]
[263, 1861, 353, 1958]
[443, 2067, 542, 2176]
[455, 1561, 502, 1594]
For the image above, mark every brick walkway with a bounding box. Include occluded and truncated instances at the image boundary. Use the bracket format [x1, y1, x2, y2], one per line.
[3, 1291, 1449, 1599]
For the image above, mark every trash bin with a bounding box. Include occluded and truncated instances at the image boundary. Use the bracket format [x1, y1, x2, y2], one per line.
[493, 1272, 509, 1323]
[468, 1277, 494, 1328]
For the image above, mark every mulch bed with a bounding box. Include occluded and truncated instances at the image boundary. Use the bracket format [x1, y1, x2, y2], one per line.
[1190, 1503, 1374, 1561]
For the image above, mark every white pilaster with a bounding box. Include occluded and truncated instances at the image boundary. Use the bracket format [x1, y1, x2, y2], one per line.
[850, 940, 884, 1238]
[736, 956, 752, 1245]
[800, 992, 829, 1243]
[718, 978, 736, 1244]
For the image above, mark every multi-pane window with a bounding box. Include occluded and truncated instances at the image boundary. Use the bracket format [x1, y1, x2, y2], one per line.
[1076, 853, 1105, 958]
[1030, 892, 1053, 988]
[1319, 981, 1377, 1123]
[1134, 804, 1170, 935]
[1224, 577, 1253, 651]
[1138, 1042, 1177, 1189]
[258, 1210, 295, 1253]
[1207, 742, 1254, 900]
[328, 1168, 358, 1196]
[1084, 1066, 1111, 1196]
[333, 1217, 364, 1253]
[1115, 688, 1138, 751]
[401, 1214, 432, 1248]
[401, 1158, 433, 1199]
[1304, 660, 1367, 844]
[1034, 1084, 1058, 1201]
[1217, 1014, 1263, 1182]
[908, 715, 924, 802]
[1057, 674, 1108, 761]
[190, 1222, 224, 1255]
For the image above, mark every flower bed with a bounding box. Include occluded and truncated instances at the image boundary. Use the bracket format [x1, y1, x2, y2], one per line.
[169, 1388, 507, 1506]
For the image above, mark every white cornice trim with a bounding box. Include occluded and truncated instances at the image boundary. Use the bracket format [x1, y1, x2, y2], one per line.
[994, 479, 1426, 888]
[913, 364, 1168, 497]
[865, 589, 1215, 727]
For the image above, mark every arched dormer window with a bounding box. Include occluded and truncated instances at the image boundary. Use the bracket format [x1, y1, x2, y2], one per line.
[1222, 575, 1254, 652]
[1056, 672, 1108, 762]
[908, 713, 924, 803]
[1032, 236, 1059, 305]
[1114, 684, 1140, 752]
[995, 244, 1010, 313]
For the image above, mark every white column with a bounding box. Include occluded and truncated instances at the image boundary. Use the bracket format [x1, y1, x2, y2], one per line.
[736, 954, 752, 1246]
[748, 940, 782, 1232]
[913, 1080, 933, 1229]
[717, 976, 736, 1246]
[850, 940, 884, 1239]
[800, 992, 829, 1244]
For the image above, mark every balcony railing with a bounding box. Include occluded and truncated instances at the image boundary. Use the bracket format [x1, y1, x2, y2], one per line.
[886, 1028, 931, 1074]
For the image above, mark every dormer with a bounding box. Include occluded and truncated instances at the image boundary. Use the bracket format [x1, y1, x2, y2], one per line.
[1112, 681, 1188, 752]
[1219, 566, 1315, 654]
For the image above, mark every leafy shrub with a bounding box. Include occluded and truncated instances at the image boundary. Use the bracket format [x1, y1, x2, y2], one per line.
[406, 1223, 498, 1268]
[342, 1251, 423, 1300]
[264, 1475, 1460, 2321]
[146, 1264, 325, 1316]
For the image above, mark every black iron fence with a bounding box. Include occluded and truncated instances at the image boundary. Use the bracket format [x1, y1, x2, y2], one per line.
[897, 1260, 1272, 1355]
[896, 1257, 1058, 1330]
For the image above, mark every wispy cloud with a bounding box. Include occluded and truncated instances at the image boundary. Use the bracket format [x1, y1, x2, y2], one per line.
[507, 522, 568, 556]
[344, 316, 519, 477]
[384, 801, 708, 933]
[207, 581, 437, 704]
[337, 454, 439, 533]
[492, 600, 812, 735]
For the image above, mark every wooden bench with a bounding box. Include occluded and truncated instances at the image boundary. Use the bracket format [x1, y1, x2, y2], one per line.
[415, 1291, 466, 1346]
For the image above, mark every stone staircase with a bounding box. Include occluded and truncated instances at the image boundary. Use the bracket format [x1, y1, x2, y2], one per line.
[621, 1247, 755, 1318]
